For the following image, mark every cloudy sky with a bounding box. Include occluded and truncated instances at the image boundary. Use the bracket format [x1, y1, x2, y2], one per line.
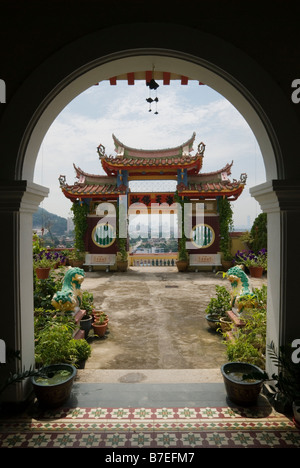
[34, 79, 265, 230]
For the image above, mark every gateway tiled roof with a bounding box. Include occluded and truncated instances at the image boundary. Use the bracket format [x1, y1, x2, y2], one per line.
[98, 133, 205, 176]
[111, 133, 198, 158]
[177, 178, 246, 200]
[59, 134, 246, 202]
[60, 181, 127, 201]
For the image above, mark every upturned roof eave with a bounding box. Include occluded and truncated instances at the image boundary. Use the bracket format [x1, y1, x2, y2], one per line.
[112, 132, 196, 157]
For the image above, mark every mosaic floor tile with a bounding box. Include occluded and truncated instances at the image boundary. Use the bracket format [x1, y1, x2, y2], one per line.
[0, 406, 299, 448]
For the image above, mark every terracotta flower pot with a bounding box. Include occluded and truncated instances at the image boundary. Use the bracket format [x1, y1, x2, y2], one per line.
[117, 260, 128, 272]
[176, 260, 188, 272]
[35, 267, 51, 279]
[249, 266, 264, 278]
[92, 322, 107, 337]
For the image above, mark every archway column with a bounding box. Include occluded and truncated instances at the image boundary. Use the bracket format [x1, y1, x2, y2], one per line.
[250, 180, 300, 373]
[0, 181, 48, 403]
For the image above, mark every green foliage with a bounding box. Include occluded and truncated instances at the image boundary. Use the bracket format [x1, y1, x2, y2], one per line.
[34, 308, 91, 367]
[222, 285, 267, 369]
[71, 339, 92, 364]
[34, 321, 77, 366]
[33, 233, 42, 254]
[116, 201, 128, 261]
[71, 201, 89, 252]
[253, 284, 267, 307]
[33, 271, 64, 309]
[81, 291, 94, 314]
[225, 338, 265, 367]
[0, 367, 42, 395]
[205, 285, 231, 317]
[117, 238, 128, 261]
[218, 197, 234, 257]
[250, 213, 267, 254]
[267, 341, 300, 407]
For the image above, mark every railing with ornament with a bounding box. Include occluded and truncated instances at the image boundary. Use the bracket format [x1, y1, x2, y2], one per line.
[129, 253, 178, 267]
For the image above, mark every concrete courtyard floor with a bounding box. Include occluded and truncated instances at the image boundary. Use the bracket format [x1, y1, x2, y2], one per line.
[76, 266, 267, 385]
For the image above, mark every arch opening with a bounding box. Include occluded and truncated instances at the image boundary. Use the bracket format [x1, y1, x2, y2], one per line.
[28, 53, 270, 376]
[3, 25, 298, 402]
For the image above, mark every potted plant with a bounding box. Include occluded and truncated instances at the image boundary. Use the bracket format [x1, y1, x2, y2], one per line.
[34, 321, 78, 367]
[205, 285, 231, 330]
[221, 251, 234, 272]
[221, 288, 267, 369]
[79, 314, 93, 338]
[80, 291, 94, 338]
[72, 339, 91, 368]
[0, 350, 77, 410]
[92, 310, 109, 326]
[116, 238, 128, 271]
[34, 251, 56, 279]
[221, 361, 267, 406]
[176, 237, 189, 272]
[31, 363, 77, 408]
[219, 316, 232, 332]
[69, 249, 85, 267]
[235, 249, 267, 278]
[92, 314, 108, 337]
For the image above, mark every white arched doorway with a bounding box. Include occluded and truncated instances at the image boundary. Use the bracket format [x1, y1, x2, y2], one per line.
[1, 24, 300, 403]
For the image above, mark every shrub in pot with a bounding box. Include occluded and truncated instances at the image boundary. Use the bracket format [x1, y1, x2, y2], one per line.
[205, 285, 231, 331]
[92, 314, 108, 337]
[71, 339, 91, 368]
[80, 291, 94, 337]
[34, 252, 56, 279]
[34, 322, 78, 366]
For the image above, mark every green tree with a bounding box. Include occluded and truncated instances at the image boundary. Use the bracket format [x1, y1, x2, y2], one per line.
[71, 201, 89, 252]
[250, 213, 267, 253]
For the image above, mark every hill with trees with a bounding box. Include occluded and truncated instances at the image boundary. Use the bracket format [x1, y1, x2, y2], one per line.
[33, 207, 68, 236]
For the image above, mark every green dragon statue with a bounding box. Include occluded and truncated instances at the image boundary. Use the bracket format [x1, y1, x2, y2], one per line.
[226, 265, 258, 315]
[52, 267, 85, 313]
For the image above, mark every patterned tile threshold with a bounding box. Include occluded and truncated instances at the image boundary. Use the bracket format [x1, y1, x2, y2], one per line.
[1, 406, 299, 448]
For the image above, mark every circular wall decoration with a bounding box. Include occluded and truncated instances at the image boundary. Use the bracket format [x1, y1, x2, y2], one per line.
[92, 222, 116, 248]
[191, 224, 215, 248]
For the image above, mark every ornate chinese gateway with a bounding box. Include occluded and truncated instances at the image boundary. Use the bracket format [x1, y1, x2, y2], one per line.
[59, 133, 246, 270]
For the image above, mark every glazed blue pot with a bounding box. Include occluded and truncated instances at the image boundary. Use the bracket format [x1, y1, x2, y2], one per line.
[31, 364, 77, 408]
[221, 362, 265, 406]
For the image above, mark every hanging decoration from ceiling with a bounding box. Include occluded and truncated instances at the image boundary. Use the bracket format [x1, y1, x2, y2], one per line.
[146, 68, 159, 114]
